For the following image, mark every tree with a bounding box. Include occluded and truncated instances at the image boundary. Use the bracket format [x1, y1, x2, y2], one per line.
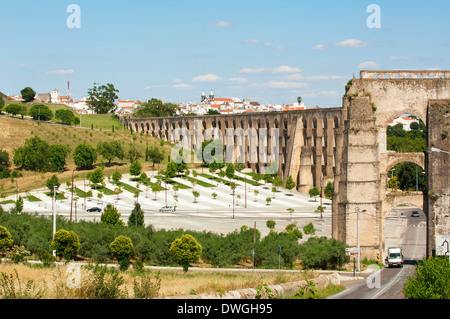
[48, 144, 71, 172]
[324, 182, 334, 200]
[20, 87, 36, 102]
[403, 256, 450, 299]
[129, 160, 142, 177]
[97, 141, 124, 165]
[46, 174, 60, 192]
[206, 109, 220, 115]
[169, 234, 202, 273]
[397, 162, 426, 192]
[164, 161, 177, 179]
[13, 136, 69, 172]
[266, 197, 272, 205]
[101, 204, 122, 226]
[309, 186, 320, 201]
[192, 190, 200, 203]
[253, 189, 259, 202]
[109, 235, 134, 271]
[266, 220, 276, 231]
[29, 104, 53, 121]
[133, 98, 180, 117]
[73, 143, 97, 169]
[87, 83, 119, 114]
[89, 167, 104, 187]
[285, 175, 296, 193]
[211, 192, 217, 199]
[146, 146, 165, 167]
[4, 104, 27, 118]
[0, 149, 11, 179]
[297, 96, 302, 104]
[225, 163, 235, 181]
[128, 203, 144, 227]
[0, 226, 13, 252]
[55, 109, 78, 125]
[299, 237, 348, 269]
[0, 96, 4, 114]
[49, 229, 80, 261]
[112, 171, 122, 184]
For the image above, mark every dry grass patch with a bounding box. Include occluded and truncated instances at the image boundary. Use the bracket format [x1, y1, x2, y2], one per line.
[0, 263, 318, 299]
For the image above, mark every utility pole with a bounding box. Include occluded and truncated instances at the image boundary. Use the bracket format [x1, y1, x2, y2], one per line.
[70, 170, 74, 221]
[52, 185, 57, 257]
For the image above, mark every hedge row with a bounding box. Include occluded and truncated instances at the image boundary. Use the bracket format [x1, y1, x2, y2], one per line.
[0, 206, 349, 270]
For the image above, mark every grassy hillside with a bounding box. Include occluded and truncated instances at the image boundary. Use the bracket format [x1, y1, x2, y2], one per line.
[0, 115, 175, 196]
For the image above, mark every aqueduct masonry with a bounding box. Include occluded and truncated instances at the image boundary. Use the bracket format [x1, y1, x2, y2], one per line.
[121, 70, 450, 259]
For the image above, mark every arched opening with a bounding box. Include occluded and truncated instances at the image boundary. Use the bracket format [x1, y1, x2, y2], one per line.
[386, 161, 426, 193]
[386, 113, 426, 153]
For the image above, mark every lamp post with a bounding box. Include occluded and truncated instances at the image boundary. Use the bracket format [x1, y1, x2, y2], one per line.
[52, 184, 57, 257]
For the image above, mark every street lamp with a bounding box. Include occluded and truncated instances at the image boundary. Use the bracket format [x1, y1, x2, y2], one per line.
[52, 184, 57, 257]
[427, 147, 450, 154]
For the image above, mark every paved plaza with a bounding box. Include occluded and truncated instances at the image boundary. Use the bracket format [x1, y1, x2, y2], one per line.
[1, 170, 332, 238]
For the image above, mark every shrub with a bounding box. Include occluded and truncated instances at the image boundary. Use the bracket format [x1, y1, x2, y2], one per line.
[299, 237, 348, 270]
[7, 245, 30, 264]
[170, 234, 202, 272]
[0, 225, 13, 251]
[110, 235, 134, 271]
[49, 229, 80, 262]
[82, 265, 127, 299]
[403, 256, 450, 299]
[133, 271, 161, 299]
[101, 204, 122, 226]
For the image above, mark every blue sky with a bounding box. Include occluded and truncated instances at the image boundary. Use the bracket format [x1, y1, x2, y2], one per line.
[1, 0, 449, 107]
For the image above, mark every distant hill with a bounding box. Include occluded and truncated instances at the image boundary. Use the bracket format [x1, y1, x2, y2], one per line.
[0, 91, 13, 102]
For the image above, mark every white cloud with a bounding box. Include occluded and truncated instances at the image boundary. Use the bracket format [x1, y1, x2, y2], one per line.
[173, 83, 194, 89]
[8, 61, 27, 68]
[358, 61, 380, 69]
[312, 44, 328, 51]
[240, 65, 301, 74]
[192, 74, 222, 83]
[229, 77, 248, 84]
[307, 75, 347, 80]
[245, 39, 260, 44]
[46, 69, 74, 75]
[207, 21, 232, 28]
[389, 56, 415, 61]
[252, 81, 307, 89]
[285, 73, 346, 81]
[335, 38, 368, 48]
[301, 90, 339, 98]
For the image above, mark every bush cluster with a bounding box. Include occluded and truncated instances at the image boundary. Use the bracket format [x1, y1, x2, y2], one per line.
[0, 205, 348, 270]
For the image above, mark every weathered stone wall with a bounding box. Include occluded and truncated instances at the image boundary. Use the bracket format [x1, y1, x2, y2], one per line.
[334, 71, 450, 259]
[426, 99, 450, 256]
[121, 108, 342, 192]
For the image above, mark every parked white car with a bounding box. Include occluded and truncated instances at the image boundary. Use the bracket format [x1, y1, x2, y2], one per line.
[159, 206, 175, 212]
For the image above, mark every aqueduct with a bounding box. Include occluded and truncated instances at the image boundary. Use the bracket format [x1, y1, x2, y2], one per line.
[121, 70, 450, 259]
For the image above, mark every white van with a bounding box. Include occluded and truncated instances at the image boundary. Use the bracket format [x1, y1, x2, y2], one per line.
[386, 247, 404, 268]
[159, 206, 175, 212]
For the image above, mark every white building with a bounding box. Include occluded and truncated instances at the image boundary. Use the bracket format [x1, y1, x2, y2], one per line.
[388, 115, 419, 131]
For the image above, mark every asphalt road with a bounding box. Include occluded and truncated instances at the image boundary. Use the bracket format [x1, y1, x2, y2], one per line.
[329, 207, 427, 299]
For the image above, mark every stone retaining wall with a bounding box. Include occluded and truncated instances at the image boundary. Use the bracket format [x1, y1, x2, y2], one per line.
[164, 273, 340, 299]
